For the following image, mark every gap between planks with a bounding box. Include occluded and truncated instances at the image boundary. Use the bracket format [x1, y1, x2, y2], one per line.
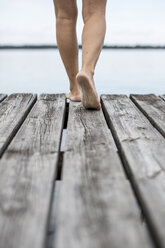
[0, 94, 7, 103]
[0, 94, 37, 158]
[52, 100, 153, 248]
[56, 101, 69, 180]
[0, 94, 66, 248]
[130, 94, 165, 139]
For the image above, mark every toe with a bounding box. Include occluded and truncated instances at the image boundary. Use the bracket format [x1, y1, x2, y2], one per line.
[65, 93, 70, 98]
[96, 103, 101, 110]
[70, 95, 81, 102]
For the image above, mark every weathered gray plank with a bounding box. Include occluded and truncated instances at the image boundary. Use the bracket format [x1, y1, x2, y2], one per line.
[130, 94, 165, 137]
[55, 181, 153, 248]
[101, 94, 165, 248]
[54, 102, 153, 248]
[0, 94, 66, 248]
[62, 102, 125, 182]
[0, 94, 7, 103]
[0, 93, 37, 157]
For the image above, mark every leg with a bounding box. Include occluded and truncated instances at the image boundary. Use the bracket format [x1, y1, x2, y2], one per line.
[76, 0, 107, 109]
[53, 0, 81, 101]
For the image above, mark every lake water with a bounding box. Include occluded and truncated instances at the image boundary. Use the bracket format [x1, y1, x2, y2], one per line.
[0, 49, 165, 96]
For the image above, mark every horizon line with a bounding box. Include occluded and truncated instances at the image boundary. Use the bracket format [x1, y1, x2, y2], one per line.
[0, 44, 165, 49]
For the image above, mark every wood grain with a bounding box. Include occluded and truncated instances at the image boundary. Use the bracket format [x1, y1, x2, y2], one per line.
[0, 94, 37, 157]
[62, 102, 125, 182]
[130, 94, 165, 137]
[0, 94, 66, 248]
[101, 94, 165, 248]
[53, 101, 153, 248]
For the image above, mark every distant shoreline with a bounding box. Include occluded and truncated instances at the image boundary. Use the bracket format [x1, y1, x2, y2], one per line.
[0, 45, 165, 50]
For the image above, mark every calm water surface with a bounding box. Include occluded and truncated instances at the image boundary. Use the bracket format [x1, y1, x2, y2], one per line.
[0, 49, 165, 95]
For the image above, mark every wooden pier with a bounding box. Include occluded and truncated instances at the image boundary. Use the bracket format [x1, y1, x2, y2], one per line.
[0, 93, 165, 248]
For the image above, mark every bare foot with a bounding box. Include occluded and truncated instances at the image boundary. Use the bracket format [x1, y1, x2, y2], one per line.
[65, 92, 81, 102]
[76, 71, 101, 110]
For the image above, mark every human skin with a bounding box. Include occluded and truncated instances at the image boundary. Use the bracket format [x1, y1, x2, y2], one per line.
[53, 0, 107, 109]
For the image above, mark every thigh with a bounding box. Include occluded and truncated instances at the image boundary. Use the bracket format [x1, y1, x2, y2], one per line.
[53, 0, 77, 18]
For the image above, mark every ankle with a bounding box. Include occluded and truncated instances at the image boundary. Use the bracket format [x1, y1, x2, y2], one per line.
[70, 86, 80, 95]
[80, 68, 94, 79]
[69, 80, 80, 93]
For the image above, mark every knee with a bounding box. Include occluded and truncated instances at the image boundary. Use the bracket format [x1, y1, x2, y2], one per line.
[82, 4, 106, 23]
[56, 5, 78, 22]
[83, 10, 105, 24]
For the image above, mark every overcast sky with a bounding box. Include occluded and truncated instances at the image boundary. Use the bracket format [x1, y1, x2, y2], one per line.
[0, 0, 165, 45]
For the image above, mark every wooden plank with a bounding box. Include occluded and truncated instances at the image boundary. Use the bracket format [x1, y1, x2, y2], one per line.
[55, 181, 153, 248]
[0, 94, 37, 157]
[101, 94, 165, 248]
[130, 94, 165, 137]
[62, 102, 125, 182]
[0, 94, 66, 248]
[54, 102, 153, 248]
[0, 94, 7, 103]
